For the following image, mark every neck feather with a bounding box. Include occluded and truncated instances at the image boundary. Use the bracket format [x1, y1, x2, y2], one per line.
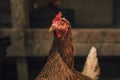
[49, 27, 74, 69]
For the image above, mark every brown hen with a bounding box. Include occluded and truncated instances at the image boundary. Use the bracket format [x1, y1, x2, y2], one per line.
[35, 12, 100, 80]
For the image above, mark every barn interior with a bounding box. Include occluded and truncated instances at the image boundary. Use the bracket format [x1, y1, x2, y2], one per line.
[0, 0, 120, 80]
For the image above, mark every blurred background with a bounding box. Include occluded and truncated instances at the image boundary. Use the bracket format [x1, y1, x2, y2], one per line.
[0, 0, 120, 80]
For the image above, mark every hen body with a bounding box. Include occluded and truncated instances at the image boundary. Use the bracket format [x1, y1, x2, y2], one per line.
[35, 12, 99, 80]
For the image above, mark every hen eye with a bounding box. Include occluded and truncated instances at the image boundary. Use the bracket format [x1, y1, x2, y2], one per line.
[61, 23, 64, 25]
[60, 21, 65, 26]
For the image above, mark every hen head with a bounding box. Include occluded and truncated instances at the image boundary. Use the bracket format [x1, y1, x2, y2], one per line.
[49, 12, 70, 38]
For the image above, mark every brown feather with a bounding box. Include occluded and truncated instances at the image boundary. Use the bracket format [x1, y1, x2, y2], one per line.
[35, 20, 93, 80]
[49, 27, 74, 70]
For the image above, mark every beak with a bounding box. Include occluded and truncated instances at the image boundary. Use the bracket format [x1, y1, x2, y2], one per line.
[49, 25, 56, 32]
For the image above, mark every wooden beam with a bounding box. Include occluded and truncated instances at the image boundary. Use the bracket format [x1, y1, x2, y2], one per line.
[0, 29, 119, 57]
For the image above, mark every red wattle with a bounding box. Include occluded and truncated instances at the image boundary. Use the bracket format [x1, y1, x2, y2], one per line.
[56, 30, 61, 38]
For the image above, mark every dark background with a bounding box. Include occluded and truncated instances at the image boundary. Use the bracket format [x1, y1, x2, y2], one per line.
[0, 0, 120, 80]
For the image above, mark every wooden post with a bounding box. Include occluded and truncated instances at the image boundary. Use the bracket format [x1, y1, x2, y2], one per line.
[10, 0, 30, 80]
[16, 58, 29, 80]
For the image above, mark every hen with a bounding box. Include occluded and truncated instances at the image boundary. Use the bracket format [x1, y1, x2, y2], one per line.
[35, 12, 100, 80]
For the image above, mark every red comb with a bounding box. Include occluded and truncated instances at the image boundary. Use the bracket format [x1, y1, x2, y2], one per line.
[52, 12, 62, 23]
